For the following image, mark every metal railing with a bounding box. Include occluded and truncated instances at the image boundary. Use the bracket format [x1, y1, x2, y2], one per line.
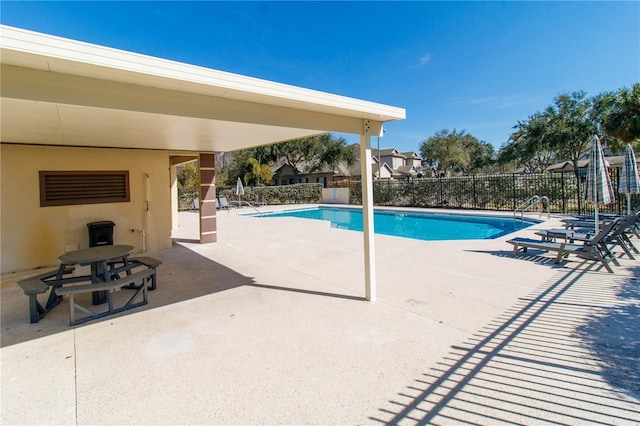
[341, 171, 638, 216]
[514, 195, 550, 220]
[232, 200, 264, 215]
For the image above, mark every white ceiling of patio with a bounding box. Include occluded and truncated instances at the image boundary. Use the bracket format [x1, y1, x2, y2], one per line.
[0, 25, 405, 153]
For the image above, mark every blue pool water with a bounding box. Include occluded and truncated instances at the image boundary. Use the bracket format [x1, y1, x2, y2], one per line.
[256, 207, 536, 241]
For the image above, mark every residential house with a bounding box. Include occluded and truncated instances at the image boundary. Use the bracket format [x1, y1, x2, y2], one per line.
[545, 145, 637, 174]
[377, 149, 423, 180]
[271, 147, 420, 185]
[271, 163, 334, 187]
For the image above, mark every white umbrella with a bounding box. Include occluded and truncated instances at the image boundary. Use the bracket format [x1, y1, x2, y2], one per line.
[618, 143, 640, 215]
[584, 135, 615, 234]
[235, 177, 245, 208]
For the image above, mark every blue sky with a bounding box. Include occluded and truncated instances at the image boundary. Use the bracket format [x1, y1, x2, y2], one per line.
[2, 1, 638, 154]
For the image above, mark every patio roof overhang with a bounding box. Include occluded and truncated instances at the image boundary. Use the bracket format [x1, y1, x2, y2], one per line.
[1, 25, 405, 302]
[0, 25, 405, 152]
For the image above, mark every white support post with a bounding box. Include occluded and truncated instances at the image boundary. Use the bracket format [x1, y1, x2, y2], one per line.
[170, 164, 179, 232]
[360, 121, 378, 301]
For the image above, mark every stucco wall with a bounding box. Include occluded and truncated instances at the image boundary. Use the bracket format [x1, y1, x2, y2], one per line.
[1, 144, 174, 274]
[322, 188, 349, 204]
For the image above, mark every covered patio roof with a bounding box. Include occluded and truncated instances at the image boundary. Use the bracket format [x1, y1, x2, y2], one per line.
[0, 25, 405, 301]
[0, 25, 405, 152]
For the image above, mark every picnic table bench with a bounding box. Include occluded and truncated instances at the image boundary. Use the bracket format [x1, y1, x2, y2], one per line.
[56, 267, 156, 326]
[117, 256, 162, 290]
[16, 252, 162, 325]
[17, 266, 76, 323]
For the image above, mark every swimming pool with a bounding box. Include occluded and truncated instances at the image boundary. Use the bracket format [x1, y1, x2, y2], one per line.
[255, 207, 537, 241]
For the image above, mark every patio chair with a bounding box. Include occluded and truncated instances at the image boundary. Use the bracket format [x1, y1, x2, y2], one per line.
[561, 205, 640, 233]
[538, 212, 640, 259]
[217, 197, 230, 210]
[507, 219, 620, 273]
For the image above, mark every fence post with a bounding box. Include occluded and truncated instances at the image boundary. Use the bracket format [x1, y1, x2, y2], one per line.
[561, 172, 566, 214]
[472, 175, 477, 209]
[512, 173, 517, 211]
[576, 172, 582, 215]
[615, 168, 621, 214]
[411, 180, 416, 206]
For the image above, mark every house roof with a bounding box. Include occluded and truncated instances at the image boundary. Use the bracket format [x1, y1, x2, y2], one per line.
[400, 151, 421, 160]
[0, 25, 405, 152]
[545, 155, 629, 172]
[378, 148, 405, 158]
[395, 165, 418, 174]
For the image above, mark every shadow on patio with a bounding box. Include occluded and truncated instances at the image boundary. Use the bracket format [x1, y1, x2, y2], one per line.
[575, 265, 640, 397]
[1, 241, 256, 348]
[370, 267, 640, 424]
[467, 246, 633, 275]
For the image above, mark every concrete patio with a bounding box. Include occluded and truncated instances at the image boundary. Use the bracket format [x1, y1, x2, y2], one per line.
[1, 207, 639, 425]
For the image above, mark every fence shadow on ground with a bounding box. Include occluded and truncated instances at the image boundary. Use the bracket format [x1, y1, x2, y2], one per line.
[370, 268, 640, 425]
[573, 267, 640, 398]
[468, 247, 626, 274]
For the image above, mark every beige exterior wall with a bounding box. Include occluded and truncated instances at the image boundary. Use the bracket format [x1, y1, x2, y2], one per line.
[321, 187, 349, 204]
[408, 157, 421, 168]
[391, 157, 402, 169]
[380, 152, 406, 170]
[379, 165, 393, 179]
[1, 144, 175, 274]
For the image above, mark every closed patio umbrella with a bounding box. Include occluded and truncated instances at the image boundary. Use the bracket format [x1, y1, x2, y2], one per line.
[584, 135, 615, 234]
[618, 143, 640, 215]
[235, 177, 245, 208]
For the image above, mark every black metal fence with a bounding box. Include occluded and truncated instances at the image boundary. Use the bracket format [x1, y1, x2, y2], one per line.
[343, 171, 639, 216]
[179, 171, 638, 215]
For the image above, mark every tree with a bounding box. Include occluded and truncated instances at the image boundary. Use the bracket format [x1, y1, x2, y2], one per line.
[543, 91, 597, 173]
[498, 113, 556, 173]
[598, 83, 640, 145]
[502, 91, 596, 173]
[420, 129, 492, 176]
[177, 161, 199, 193]
[269, 133, 356, 177]
[219, 150, 252, 186]
[463, 138, 496, 174]
[217, 133, 354, 186]
[503, 91, 597, 211]
[219, 153, 273, 187]
[243, 158, 273, 186]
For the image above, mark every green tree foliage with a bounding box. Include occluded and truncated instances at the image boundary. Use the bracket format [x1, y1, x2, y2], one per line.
[463, 138, 496, 174]
[220, 154, 273, 187]
[503, 91, 600, 211]
[219, 133, 353, 185]
[544, 91, 597, 172]
[421, 129, 469, 176]
[598, 83, 640, 145]
[177, 161, 199, 193]
[503, 86, 640, 174]
[502, 91, 596, 175]
[420, 129, 493, 176]
[220, 150, 251, 186]
[243, 158, 273, 186]
[498, 113, 556, 173]
[270, 133, 356, 176]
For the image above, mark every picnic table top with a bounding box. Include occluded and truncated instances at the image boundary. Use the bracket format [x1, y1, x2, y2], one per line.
[58, 245, 134, 266]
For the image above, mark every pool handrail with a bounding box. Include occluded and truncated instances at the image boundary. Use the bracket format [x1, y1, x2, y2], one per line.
[514, 195, 550, 220]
